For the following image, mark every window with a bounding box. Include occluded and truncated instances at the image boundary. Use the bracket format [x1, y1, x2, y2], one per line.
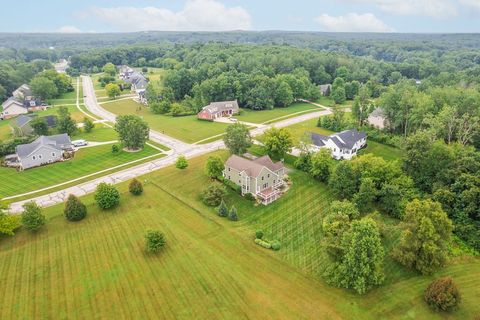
[228, 176, 231, 180]
[267, 174, 270, 178]
[262, 176, 264, 181]
[239, 180, 241, 184]
[52, 152, 56, 157]
[38, 154, 42, 159]
[228, 167, 231, 172]
[32, 156, 36, 160]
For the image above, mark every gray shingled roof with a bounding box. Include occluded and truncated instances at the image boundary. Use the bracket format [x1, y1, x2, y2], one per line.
[16, 114, 33, 127]
[226, 154, 284, 177]
[369, 107, 385, 117]
[2, 97, 26, 109]
[310, 129, 366, 150]
[203, 100, 239, 114]
[16, 134, 71, 158]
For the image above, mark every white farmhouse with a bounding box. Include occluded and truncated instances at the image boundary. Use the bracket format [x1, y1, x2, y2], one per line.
[308, 129, 367, 160]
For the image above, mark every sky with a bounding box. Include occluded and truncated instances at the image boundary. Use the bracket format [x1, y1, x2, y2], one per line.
[1, 0, 480, 33]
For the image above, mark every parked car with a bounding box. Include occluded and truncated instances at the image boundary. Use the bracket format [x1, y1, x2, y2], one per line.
[72, 139, 88, 147]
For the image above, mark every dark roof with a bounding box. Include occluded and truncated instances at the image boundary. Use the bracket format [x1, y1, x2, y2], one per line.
[310, 129, 366, 150]
[16, 114, 33, 127]
[16, 134, 71, 158]
[43, 115, 57, 127]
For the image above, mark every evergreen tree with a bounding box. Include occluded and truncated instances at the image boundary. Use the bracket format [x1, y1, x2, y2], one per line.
[64, 194, 87, 221]
[217, 200, 228, 217]
[229, 206, 238, 221]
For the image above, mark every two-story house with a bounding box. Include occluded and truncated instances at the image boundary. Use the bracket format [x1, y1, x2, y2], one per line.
[308, 129, 367, 160]
[223, 155, 285, 205]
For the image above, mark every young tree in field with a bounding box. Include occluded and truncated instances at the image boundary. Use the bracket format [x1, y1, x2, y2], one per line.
[263, 127, 293, 159]
[64, 194, 87, 222]
[424, 277, 461, 312]
[393, 199, 453, 275]
[83, 117, 94, 133]
[352, 85, 372, 126]
[94, 183, 120, 210]
[330, 217, 385, 294]
[115, 115, 150, 150]
[217, 200, 228, 217]
[205, 156, 225, 179]
[30, 76, 58, 100]
[0, 206, 21, 236]
[57, 106, 77, 135]
[175, 155, 188, 169]
[223, 123, 252, 155]
[201, 184, 227, 207]
[145, 230, 166, 253]
[105, 83, 121, 99]
[129, 178, 144, 196]
[30, 117, 49, 136]
[229, 206, 238, 221]
[309, 149, 334, 182]
[21, 202, 46, 232]
[102, 62, 117, 76]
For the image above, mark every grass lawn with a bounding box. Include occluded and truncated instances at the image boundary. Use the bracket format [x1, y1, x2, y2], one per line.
[102, 99, 230, 143]
[315, 96, 352, 109]
[1, 152, 478, 319]
[47, 77, 80, 105]
[0, 118, 13, 141]
[71, 126, 118, 142]
[236, 102, 321, 124]
[276, 118, 403, 161]
[0, 143, 159, 198]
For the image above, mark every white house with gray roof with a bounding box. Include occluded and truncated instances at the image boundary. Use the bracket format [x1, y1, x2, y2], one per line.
[9, 134, 73, 170]
[223, 154, 285, 205]
[308, 129, 367, 160]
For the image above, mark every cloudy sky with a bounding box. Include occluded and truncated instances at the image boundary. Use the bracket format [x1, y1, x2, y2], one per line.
[2, 0, 480, 33]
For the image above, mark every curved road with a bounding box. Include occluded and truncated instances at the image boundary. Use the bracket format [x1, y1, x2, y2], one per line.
[8, 76, 331, 212]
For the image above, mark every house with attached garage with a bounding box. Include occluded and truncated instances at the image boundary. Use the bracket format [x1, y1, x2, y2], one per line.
[1, 98, 28, 119]
[308, 129, 367, 160]
[197, 100, 240, 121]
[5, 133, 73, 170]
[223, 154, 286, 205]
[121, 69, 148, 104]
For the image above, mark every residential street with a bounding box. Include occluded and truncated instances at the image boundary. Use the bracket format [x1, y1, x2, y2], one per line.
[8, 77, 331, 212]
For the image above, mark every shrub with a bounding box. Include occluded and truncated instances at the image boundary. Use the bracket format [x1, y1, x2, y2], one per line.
[145, 230, 166, 253]
[64, 194, 87, 221]
[271, 240, 281, 251]
[21, 202, 46, 232]
[201, 184, 227, 207]
[244, 193, 256, 201]
[254, 238, 272, 249]
[217, 200, 228, 217]
[424, 277, 461, 312]
[0, 213, 21, 236]
[94, 183, 120, 210]
[255, 230, 264, 239]
[229, 206, 238, 221]
[111, 144, 120, 154]
[129, 178, 144, 196]
[175, 155, 188, 169]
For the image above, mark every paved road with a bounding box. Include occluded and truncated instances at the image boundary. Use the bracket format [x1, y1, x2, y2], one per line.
[81, 76, 190, 153]
[8, 78, 331, 213]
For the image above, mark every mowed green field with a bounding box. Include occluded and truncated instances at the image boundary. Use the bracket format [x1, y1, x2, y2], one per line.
[279, 118, 403, 161]
[0, 152, 478, 319]
[236, 102, 321, 124]
[102, 99, 230, 143]
[0, 143, 160, 198]
[71, 126, 118, 142]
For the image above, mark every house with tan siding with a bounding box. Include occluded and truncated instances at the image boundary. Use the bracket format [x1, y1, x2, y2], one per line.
[223, 154, 285, 205]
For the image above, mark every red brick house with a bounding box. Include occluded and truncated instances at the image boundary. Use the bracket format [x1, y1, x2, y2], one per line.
[197, 100, 239, 121]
